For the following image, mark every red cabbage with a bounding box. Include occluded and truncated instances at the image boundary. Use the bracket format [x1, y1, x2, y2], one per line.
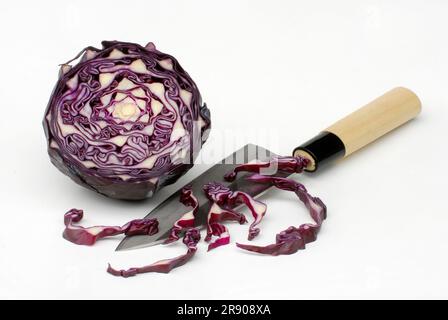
[235, 175, 326, 256]
[224, 156, 310, 182]
[164, 186, 199, 244]
[61, 158, 327, 277]
[204, 201, 247, 251]
[107, 228, 201, 277]
[43, 41, 211, 200]
[203, 182, 266, 246]
[63, 208, 159, 246]
[63, 187, 202, 276]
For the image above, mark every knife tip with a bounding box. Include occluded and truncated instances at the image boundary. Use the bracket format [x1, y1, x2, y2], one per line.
[115, 238, 165, 251]
[115, 242, 126, 251]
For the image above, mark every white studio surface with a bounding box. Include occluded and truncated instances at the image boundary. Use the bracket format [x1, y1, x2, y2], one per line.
[0, 0, 447, 299]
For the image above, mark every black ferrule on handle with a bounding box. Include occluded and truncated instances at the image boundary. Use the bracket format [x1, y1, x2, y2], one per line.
[293, 131, 345, 172]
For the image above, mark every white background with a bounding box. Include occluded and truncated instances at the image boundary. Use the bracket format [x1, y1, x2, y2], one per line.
[0, 0, 447, 299]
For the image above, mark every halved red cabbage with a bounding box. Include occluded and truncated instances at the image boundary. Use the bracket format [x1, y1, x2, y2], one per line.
[236, 175, 327, 255]
[43, 41, 211, 200]
[107, 228, 201, 277]
[63, 208, 159, 246]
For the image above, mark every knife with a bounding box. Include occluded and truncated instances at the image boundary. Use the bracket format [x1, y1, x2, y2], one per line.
[116, 87, 421, 251]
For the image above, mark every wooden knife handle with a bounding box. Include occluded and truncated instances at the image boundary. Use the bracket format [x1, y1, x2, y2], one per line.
[293, 87, 422, 172]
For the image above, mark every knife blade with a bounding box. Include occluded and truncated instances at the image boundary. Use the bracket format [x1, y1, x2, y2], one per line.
[116, 144, 283, 251]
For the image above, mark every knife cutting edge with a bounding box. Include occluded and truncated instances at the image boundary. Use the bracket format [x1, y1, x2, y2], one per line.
[116, 87, 421, 251]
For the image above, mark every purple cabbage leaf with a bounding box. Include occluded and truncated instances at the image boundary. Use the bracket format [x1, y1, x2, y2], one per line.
[107, 228, 201, 277]
[235, 175, 327, 256]
[63, 208, 159, 246]
[164, 186, 199, 244]
[224, 156, 310, 182]
[204, 201, 247, 251]
[203, 182, 266, 248]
